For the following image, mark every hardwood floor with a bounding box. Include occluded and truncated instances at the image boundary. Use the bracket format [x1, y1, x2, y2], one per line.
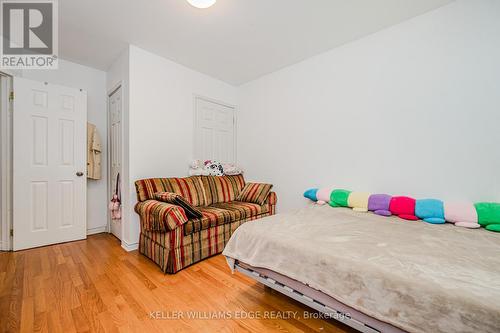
[0, 234, 355, 333]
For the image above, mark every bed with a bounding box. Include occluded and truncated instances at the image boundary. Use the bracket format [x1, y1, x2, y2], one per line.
[222, 204, 500, 333]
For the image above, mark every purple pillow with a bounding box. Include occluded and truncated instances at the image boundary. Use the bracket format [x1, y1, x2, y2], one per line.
[368, 194, 392, 216]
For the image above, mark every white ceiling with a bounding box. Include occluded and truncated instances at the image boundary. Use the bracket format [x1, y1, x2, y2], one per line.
[59, 0, 453, 85]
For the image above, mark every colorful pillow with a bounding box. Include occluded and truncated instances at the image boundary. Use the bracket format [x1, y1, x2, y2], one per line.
[237, 183, 273, 205]
[330, 189, 351, 207]
[348, 192, 371, 212]
[316, 188, 334, 205]
[389, 196, 418, 220]
[455, 222, 481, 229]
[444, 202, 479, 228]
[415, 199, 445, 224]
[475, 202, 500, 227]
[368, 194, 392, 216]
[154, 192, 203, 218]
[486, 224, 500, 232]
[303, 188, 318, 202]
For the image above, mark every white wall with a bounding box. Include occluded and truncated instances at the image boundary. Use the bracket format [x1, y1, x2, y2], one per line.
[117, 45, 237, 250]
[238, 0, 500, 212]
[22, 59, 109, 234]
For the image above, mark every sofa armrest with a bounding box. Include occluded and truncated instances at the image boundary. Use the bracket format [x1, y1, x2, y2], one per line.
[265, 191, 277, 206]
[135, 200, 188, 232]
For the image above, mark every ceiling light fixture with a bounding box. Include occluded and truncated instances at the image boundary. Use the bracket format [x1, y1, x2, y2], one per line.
[187, 0, 216, 9]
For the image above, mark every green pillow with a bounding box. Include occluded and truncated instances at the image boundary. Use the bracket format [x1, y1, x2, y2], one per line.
[486, 224, 500, 232]
[475, 202, 500, 226]
[330, 189, 351, 207]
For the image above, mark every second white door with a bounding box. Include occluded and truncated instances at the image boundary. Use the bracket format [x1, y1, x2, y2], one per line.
[194, 97, 236, 163]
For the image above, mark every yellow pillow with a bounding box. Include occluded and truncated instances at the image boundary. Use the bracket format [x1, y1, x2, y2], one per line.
[348, 192, 371, 212]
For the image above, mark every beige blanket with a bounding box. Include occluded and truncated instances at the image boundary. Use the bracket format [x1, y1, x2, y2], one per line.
[223, 204, 500, 333]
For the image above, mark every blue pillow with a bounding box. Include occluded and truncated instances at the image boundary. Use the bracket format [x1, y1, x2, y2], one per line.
[304, 188, 319, 202]
[416, 199, 445, 224]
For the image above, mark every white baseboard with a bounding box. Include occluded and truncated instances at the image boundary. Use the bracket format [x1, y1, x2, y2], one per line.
[87, 226, 108, 235]
[121, 240, 138, 252]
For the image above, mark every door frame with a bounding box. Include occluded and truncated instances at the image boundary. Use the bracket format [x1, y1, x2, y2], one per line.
[107, 83, 123, 240]
[193, 95, 237, 164]
[0, 73, 13, 251]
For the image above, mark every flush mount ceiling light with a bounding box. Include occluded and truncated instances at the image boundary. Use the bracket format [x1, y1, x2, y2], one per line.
[187, 0, 216, 9]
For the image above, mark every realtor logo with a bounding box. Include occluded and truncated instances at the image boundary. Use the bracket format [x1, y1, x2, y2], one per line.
[1, 0, 58, 69]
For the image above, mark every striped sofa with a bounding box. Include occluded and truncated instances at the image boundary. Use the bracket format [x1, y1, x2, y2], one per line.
[134, 174, 277, 274]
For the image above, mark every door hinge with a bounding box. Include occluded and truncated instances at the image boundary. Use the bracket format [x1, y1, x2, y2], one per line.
[9, 91, 14, 102]
[10, 229, 13, 237]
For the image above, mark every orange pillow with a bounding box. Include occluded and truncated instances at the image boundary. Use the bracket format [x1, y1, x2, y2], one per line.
[236, 183, 273, 205]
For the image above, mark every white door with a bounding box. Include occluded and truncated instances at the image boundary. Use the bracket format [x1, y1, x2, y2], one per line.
[13, 78, 87, 251]
[194, 97, 236, 163]
[108, 87, 122, 239]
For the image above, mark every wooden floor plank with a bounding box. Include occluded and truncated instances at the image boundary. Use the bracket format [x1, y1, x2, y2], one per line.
[0, 234, 355, 333]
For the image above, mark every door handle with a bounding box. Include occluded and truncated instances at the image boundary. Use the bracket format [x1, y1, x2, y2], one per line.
[76, 171, 84, 177]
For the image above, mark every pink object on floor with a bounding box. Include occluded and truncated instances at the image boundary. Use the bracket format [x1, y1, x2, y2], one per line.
[316, 188, 333, 205]
[444, 202, 477, 224]
[389, 196, 418, 220]
[455, 222, 481, 229]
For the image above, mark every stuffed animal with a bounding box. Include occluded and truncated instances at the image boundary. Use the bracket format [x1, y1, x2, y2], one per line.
[475, 202, 500, 232]
[329, 189, 351, 207]
[368, 194, 392, 216]
[443, 202, 479, 228]
[204, 160, 224, 176]
[347, 192, 371, 212]
[188, 160, 207, 176]
[222, 163, 243, 175]
[303, 188, 319, 202]
[316, 188, 334, 205]
[389, 196, 418, 220]
[415, 199, 445, 224]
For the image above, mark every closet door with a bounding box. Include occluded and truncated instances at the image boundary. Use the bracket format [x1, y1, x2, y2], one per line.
[194, 97, 236, 163]
[108, 86, 122, 239]
[13, 78, 87, 250]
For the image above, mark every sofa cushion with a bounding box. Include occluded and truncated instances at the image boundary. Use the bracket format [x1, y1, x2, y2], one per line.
[236, 183, 273, 205]
[184, 201, 268, 235]
[200, 174, 245, 205]
[211, 201, 269, 219]
[135, 176, 207, 206]
[154, 192, 203, 218]
[135, 200, 188, 232]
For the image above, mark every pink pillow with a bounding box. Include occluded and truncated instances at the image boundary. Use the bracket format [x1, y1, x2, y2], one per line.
[455, 222, 481, 229]
[444, 202, 477, 224]
[389, 196, 418, 220]
[316, 188, 333, 205]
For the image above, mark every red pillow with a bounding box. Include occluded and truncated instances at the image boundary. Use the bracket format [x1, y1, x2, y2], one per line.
[389, 196, 418, 220]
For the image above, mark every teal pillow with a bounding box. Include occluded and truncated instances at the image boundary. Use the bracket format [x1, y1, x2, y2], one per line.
[424, 217, 446, 224]
[304, 188, 318, 202]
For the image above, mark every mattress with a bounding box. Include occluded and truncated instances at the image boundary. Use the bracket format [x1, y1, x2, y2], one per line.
[222, 204, 500, 333]
[236, 261, 405, 333]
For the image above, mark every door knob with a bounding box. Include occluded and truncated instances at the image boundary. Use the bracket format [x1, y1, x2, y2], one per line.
[76, 171, 84, 177]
